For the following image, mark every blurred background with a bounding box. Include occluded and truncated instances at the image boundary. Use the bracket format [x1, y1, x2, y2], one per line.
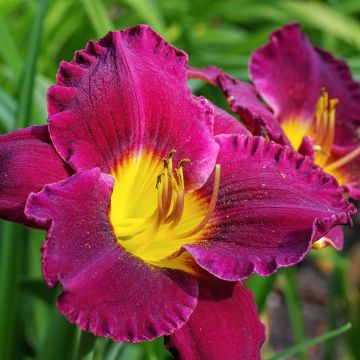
[0, 0, 359, 359]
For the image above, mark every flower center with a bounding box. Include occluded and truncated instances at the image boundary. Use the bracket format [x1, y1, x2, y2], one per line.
[282, 90, 360, 185]
[109, 151, 220, 270]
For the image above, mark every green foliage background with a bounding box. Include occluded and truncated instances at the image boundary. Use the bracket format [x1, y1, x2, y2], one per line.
[0, 0, 359, 359]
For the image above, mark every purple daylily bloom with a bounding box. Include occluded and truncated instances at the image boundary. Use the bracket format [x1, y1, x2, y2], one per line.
[0, 25, 356, 359]
[249, 23, 360, 201]
[188, 24, 360, 251]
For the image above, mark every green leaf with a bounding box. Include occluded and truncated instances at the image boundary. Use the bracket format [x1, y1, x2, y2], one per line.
[269, 323, 352, 360]
[37, 309, 79, 360]
[120, 0, 165, 33]
[105, 342, 124, 360]
[77, 331, 97, 360]
[0, 223, 27, 360]
[19, 279, 58, 305]
[246, 273, 278, 314]
[80, 0, 114, 37]
[16, 0, 49, 128]
[0, 89, 16, 131]
[0, 1, 48, 359]
[0, 18, 22, 75]
[283, 268, 307, 360]
[280, 1, 360, 49]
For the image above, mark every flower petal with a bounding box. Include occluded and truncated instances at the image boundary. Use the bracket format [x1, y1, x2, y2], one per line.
[217, 73, 288, 144]
[165, 278, 265, 360]
[327, 144, 360, 199]
[187, 66, 251, 136]
[250, 23, 360, 146]
[186, 65, 219, 85]
[313, 226, 344, 251]
[316, 48, 360, 146]
[185, 135, 355, 281]
[25, 168, 198, 342]
[48, 25, 218, 189]
[213, 105, 250, 136]
[187, 65, 286, 143]
[0, 125, 70, 226]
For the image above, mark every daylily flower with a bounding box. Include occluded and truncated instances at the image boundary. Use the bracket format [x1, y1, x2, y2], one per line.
[188, 24, 360, 251]
[0, 25, 356, 359]
[249, 24, 360, 200]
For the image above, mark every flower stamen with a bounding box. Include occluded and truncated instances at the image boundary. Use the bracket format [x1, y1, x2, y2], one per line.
[312, 90, 338, 165]
[176, 165, 220, 239]
[325, 145, 360, 172]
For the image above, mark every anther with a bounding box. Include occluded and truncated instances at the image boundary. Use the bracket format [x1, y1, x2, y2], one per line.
[178, 159, 190, 168]
[176, 165, 220, 239]
[168, 149, 176, 158]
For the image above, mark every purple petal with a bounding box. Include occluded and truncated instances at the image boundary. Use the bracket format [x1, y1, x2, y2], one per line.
[313, 226, 344, 251]
[48, 25, 218, 190]
[298, 136, 315, 159]
[250, 23, 360, 146]
[217, 73, 288, 145]
[187, 65, 287, 143]
[185, 135, 355, 281]
[186, 65, 219, 85]
[327, 144, 360, 199]
[316, 48, 360, 146]
[250, 23, 319, 122]
[213, 105, 250, 136]
[25, 168, 198, 342]
[0, 125, 71, 226]
[187, 66, 251, 136]
[165, 278, 265, 360]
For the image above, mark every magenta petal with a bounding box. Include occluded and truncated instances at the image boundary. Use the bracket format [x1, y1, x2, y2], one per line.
[217, 73, 288, 145]
[328, 144, 360, 200]
[250, 23, 320, 122]
[0, 125, 71, 226]
[298, 136, 315, 159]
[165, 279, 265, 360]
[187, 65, 286, 143]
[48, 25, 218, 190]
[186, 65, 219, 85]
[185, 135, 355, 281]
[316, 226, 344, 251]
[213, 105, 250, 136]
[187, 66, 251, 136]
[250, 23, 360, 146]
[315, 48, 360, 146]
[25, 168, 198, 341]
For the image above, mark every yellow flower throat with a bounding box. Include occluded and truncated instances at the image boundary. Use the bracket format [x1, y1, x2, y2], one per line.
[109, 151, 220, 270]
[282, 90, 360, 184]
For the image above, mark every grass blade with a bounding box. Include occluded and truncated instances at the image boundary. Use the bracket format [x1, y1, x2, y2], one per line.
[247, 273, 278, 314]
[0, 1, 48, 358]
[80, 0, 114, 37]
[269, 323, 352, 360]
[0, 18, 22, 74]
[280, 1, 360, 49]
[16, 0, 49, 128]
[121, 0, 165, 33]
[283, 268, 307, 360]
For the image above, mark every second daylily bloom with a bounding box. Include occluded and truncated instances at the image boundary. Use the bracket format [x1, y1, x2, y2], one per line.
[188, 24, 360, 250]
[0, 25, 356, 359]
[249, 23, 360, 200]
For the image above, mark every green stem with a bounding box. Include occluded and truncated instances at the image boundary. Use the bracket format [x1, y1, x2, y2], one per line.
[0, 0, 48, 359]
[0, 224, 26, 359]
[283, 268, 308, 360]
[269, 323, 351, 360]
